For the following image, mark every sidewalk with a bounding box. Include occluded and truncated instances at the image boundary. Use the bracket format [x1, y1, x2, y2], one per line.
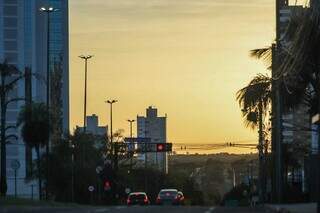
[267, 203, 316, 213]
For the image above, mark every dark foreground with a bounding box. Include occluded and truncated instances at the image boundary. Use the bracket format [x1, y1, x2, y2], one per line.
[0, 205, 276, 213]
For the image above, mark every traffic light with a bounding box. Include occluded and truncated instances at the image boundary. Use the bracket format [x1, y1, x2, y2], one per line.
[156, 143, 165, 152]
[156, 143, 172, 152]
[104, 180, 111, 191]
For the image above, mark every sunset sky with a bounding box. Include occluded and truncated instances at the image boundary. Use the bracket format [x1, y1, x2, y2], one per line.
[69, 0, 283, 152]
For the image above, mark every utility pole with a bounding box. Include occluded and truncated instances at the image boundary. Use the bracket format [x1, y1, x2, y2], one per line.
[273, 0, 285, 204]
[40, 6, 58, 201]
[79, 55, 93, 133]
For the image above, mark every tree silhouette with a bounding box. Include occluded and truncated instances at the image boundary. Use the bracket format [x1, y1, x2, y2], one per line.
[0, 60, 25, 196]
[17, 102, 50, 200]
[236, 73, 271, 203]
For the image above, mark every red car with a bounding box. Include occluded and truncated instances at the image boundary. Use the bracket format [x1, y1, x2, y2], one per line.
[127, 192, 150, 206]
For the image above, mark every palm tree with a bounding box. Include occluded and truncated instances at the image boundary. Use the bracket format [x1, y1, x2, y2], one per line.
[0, 60, 26, 196]
[236, 73, 272, 203]
[17, 102, 50, 200]
[278, 3, 320, 103]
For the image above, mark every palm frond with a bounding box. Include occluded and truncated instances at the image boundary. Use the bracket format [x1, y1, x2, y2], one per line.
[236, 74, 272, 129]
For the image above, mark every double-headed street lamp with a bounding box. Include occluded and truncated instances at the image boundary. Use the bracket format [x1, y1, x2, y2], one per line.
[106, 100, 118, 144]
[105, 100, 118, 170]
[79, 55, 93, 133]
[40, 6, 58, 201]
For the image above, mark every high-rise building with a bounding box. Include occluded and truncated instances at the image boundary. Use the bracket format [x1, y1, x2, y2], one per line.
[137, 106, 168, 173]
[0, 0, 69, 198]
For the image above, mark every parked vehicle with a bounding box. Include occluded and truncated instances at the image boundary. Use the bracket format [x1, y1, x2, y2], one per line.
[127, 192, 150, 206]
[156, 189, 184, 205]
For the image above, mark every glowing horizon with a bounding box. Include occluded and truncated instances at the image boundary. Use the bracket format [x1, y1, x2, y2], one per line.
[69, 0, 277, 153]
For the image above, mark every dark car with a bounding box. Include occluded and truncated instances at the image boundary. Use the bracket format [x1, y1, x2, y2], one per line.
[177, 191, 185, 205]
[156, 189, 182, 205]
[127, 192, 150, 206]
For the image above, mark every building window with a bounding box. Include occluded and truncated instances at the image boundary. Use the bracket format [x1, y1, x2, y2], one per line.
[4, 52, 18, 63]
[4, 17, 17, 28]
[4, 29, 17, 39]
[4, 0, 18, 4]
[4, 6, 17, 16]
[4, 41, 17, 51]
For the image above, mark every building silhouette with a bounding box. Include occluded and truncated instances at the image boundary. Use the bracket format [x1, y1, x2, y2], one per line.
[137, 106, 168, 173]
[77, 114, 108, 137]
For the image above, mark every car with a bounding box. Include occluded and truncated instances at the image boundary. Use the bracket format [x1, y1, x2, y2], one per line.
[156, 189, 183, 205]
[177, 191, 185, 205]
[127, 192, 150, 206]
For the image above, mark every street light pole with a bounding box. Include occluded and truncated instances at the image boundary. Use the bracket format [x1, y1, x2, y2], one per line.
[40, 6, 58, 201]
[79, 55, 93, 133]
[127, 119, 135, 170]
[105, 100, 118, 202]
[105, 100, 118, 168]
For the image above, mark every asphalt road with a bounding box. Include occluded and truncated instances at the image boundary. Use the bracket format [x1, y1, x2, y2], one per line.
[0, 206, 276, 213]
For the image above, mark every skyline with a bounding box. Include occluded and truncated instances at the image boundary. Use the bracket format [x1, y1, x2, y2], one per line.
[69, 0, 278, 149]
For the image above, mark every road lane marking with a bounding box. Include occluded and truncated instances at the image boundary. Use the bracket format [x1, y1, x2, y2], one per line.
[204, 207, 215, 213]
[115, 206, 126, 210]
[95, 208, 110, 212]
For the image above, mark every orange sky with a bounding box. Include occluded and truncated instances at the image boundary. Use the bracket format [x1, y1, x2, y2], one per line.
[69, 0, 280, 153]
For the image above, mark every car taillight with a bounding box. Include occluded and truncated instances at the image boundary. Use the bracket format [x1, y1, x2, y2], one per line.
[127, 199, 131, 204]
[144, 198, 148, 203]
[156, 196, 161, 203]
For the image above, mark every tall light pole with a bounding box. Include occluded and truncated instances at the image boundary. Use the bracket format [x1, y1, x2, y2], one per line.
[40, 6, 58, 201]
[79, 55, 93, 133]
[127, 119, 135, 171]
[106, 100, 118, 144]
[105, 100, 118, 168]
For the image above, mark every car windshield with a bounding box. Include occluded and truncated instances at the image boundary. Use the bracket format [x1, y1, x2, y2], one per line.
[129, 194, 146, 200]
[159, 190, 178, 198]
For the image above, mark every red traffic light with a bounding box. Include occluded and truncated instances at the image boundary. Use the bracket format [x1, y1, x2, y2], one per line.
[156, 143, 165, 152]
[104, 180, 111, 191]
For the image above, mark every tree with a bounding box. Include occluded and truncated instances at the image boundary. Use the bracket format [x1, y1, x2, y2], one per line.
[45, 131, 105, 204]
[17, 102, 50, 200]
[236, 73, 272, 203]
[0, 60, 25, 196]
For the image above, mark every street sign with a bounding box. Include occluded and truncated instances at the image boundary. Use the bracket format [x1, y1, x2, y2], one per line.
[96, 166, 103, 174]
[11, 160, 20, 170]
[125, 188, 131, 194]
[88, 186, 95, 192]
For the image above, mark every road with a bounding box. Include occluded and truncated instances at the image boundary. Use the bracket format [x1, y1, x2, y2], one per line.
[1, 205, 276, 213]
